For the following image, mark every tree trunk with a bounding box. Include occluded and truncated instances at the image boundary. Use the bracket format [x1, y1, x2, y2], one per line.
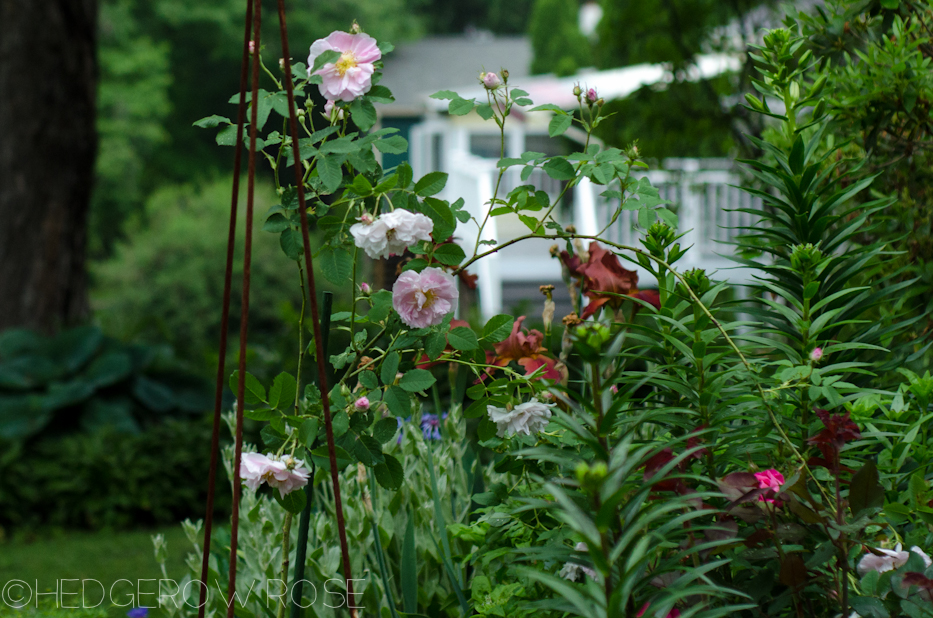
[0, 0, 97, 333]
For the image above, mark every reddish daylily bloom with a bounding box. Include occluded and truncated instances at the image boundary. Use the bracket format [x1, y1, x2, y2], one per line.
[560, 242, 659, 318]
[807, 408, 861, 470]
[488, 316, 563, 381]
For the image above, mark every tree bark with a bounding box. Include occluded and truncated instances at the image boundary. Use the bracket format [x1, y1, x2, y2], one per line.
[0, 0, 97, 333]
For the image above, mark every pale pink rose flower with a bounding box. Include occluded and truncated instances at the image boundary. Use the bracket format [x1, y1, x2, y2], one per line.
[350, 209, 433, 259]
[354, 396, 370, 411]
[307, 31, 381, 102]
[857, 544, 932, 576]
[380, 209, 434, 253]
[482, 72, 501, 89]
[754, 469, 785, 504]
[810, 347, 823, 362]
[392, 267, 458, 328]
[239, 452, 309, 497]
[487, 398, 554, 438]
[267, 457, 310, 497]
[323, 100, 345, 121]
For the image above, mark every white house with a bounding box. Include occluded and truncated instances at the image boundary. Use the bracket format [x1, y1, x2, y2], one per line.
[378, 33, 760, 320]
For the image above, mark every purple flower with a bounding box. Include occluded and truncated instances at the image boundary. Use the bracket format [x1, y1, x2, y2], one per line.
[127, 609, 148, 618]
[420, 413, 447, 441]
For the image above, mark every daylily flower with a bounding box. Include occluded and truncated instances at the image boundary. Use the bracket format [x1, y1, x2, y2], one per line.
[857, 544, 931, 576]
[559, 242, 659, 318]
[490, 316, 563, 381]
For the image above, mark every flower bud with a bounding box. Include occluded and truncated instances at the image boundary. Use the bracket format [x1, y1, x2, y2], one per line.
[572, 83, 582, 98]
[350, 20, 362, 34]
[359, 282, 372, 295]
[248, 40, 256, 55]
[501, 68, 509, 83]
[482, 71, 501, 90]
[358, 213, 374, 225]
[596, 98, 604, 107]
[279, 58, 286, 71]
[586, 88, 598, 104]
[809, 348, 823, 362]
[355, 396, 370, 411]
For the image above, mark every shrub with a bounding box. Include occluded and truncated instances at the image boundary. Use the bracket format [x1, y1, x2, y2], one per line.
[0, 417, 228, 530]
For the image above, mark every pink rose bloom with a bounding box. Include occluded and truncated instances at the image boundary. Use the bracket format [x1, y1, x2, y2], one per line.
[857, 544, 931, 576]
[239, 452, 309, 497]
[354, 396, 370, 411]
[392, 267, 458, 328]
[754, 469, 784, 504]
[482, 72, 501, 89]
[810, 347, 823, 362]
[307, 31, 381, 102]
[323, 100, 345, 121]
[350, 208, 434, 259]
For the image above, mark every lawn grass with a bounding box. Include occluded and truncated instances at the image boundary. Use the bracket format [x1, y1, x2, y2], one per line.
[0, 525, 195, 618]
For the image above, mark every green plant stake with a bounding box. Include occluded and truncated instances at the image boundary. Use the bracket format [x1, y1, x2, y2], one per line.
[289, 291, 333, 618]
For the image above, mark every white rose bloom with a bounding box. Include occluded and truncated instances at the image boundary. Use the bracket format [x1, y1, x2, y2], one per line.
[487, 398, 554, 438]
[856, 543, 932, 576]
[350, 209, 433, 259]
[559, 542, 597, 582]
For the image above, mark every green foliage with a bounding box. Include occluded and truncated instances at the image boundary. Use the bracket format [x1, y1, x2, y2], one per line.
[595, 78, 736, 158]
[589, 0, 781, 158]
[0, 325, 209, 440]
[90, 178, 312, 380]
[788, 0, 933, 368]
[528, 0, 592, 76]
[0, 417, 226, 529]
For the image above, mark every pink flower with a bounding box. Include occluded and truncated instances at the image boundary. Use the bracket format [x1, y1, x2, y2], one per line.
[323, 100, 345, 121]
[392, 267, 459, 328]
[482, 72, 501, 89]
[754, 469, 785, 504]
[857, 544, 932, 576]
[637, 604, 680, 618]
[586, 88, 598, 103]
[307, 31, 381, 102]
[350, 208, 434, 259]
[810, 347, 823, 362]
[354, 396, 370, 411]
[359, 282, 371, 294]
[240, 452, 309, 497]
[248, 41, 256, 55]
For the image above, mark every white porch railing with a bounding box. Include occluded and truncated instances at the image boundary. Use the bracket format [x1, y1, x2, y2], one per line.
[440, 154, 763, 320]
